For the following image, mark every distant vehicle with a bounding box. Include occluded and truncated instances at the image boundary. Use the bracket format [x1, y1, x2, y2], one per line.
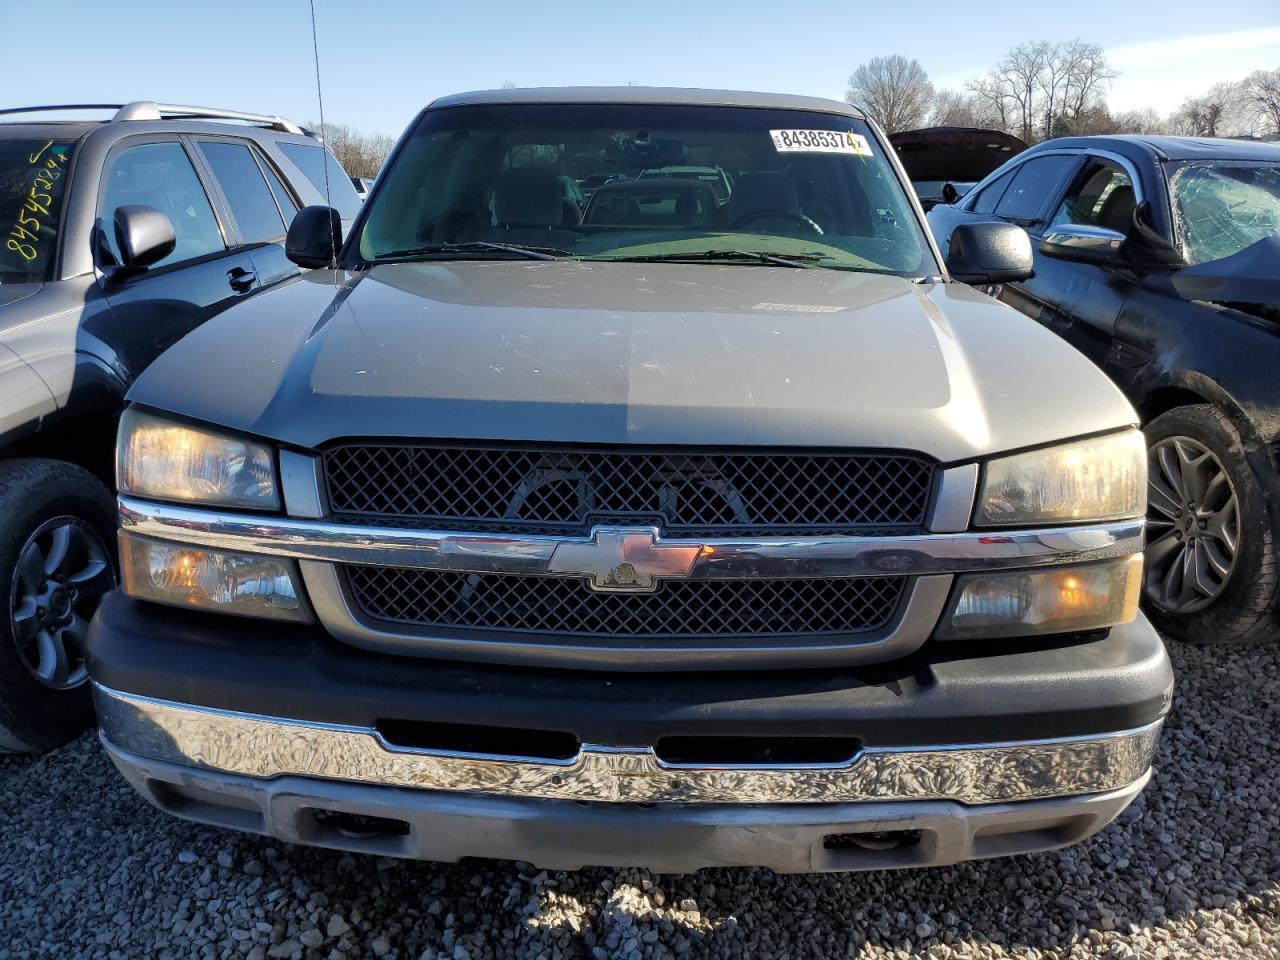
[351, 176, 374, 200]
[890, 127, 1027, 211]
[89, 87, 1169, 875]
[577, 172, 623, 202]
[928, 134, 1280, 645]
[639, 164, 734, 202]
[583, 176, 721, 227]
[0, 100, 361, 752]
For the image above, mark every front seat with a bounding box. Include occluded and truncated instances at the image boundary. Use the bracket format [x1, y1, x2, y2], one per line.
[1096, 184, 1135, 234]
[493, 167, 566, 230]
[725, 171, 801, 227]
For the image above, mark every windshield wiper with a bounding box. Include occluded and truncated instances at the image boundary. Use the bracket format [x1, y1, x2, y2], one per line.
[372, 241, 572, 262]
[594, 249, 819, 268]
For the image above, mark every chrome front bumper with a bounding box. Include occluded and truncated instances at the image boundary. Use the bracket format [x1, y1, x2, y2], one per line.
[95, 683, 1160, 872]
[94, 683, 1161, 807]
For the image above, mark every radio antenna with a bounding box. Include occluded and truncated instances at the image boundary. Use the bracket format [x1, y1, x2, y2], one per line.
[307, 0, 336, 268]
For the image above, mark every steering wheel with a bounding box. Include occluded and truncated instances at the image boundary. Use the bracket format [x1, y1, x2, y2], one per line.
[729, 209, 824, 235]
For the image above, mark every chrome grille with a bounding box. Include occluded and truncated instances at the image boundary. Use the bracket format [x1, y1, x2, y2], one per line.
[345, 567, 908, 640]
[322, 444, 934, 535]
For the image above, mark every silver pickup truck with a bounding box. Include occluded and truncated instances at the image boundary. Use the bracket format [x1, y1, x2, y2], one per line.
[87, 88, 1171, 874]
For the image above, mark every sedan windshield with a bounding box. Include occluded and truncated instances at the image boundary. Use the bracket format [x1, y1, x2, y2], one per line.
[356, 103, 935, 276]
[1167, 159, 1280, 264]
[1, 138, 75, 283]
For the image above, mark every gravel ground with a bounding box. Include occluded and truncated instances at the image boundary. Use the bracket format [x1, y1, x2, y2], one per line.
[1, 640, 1277, 960]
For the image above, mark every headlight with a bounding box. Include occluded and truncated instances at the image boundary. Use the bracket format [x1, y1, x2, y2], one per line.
[119, 533, 309, 622]
[936, 556, 1142, 640]
[976, 430, 1145, 525]
[117, 409, 278, 510]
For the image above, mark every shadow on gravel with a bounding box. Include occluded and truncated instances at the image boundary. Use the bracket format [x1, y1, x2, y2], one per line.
[1, 642, 1277, 959]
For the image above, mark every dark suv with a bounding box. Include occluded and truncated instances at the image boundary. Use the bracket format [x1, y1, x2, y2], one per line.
[928, 135, 1280, 646]
[88, 88, 1171, 874]
[0, 102, 362, 752]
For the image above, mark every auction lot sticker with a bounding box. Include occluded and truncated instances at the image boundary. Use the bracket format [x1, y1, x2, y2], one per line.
[770, 130, 873, 156]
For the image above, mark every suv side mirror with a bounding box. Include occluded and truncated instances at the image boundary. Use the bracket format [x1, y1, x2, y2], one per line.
[286, 205, 342, 268]
[114, 205, 176, 269]
[945, 221, 1034, 284]
[1039, 224, 1125, 265]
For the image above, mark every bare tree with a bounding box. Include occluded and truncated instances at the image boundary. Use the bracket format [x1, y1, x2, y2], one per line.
[963, 39, 1117, 142]
[845, 55, 934, 134]
[1242, 68, 1280, 136]
[310, 122, 395, 179]
[1057, 40, 1118, 127]
[1169, 82, 1247, 137]
[965, 74, 1015, 135]
[1111, 107, 1167, 136]
[1000, 41, 1053, 142]
[927, 89, 991, 128]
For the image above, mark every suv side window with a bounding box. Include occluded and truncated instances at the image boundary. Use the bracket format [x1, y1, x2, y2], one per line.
[1051, 162, 1135, 233]
[257, 157, 299, 226]
[993, 155, 1078, 224]
[278, 142, 362, 220]
[99, 141, 225, 269]
[969, 168, 1016, 215]
[197, 141, 287, 244]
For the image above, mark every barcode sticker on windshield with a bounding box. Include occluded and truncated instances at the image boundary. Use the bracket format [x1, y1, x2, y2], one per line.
[770, 130, 873, 156]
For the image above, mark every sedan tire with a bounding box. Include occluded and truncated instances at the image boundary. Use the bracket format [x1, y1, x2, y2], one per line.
[1143, 405, 1279, 645]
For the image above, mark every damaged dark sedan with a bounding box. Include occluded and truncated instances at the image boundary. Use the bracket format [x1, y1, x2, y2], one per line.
[929, 135, 1280, 646]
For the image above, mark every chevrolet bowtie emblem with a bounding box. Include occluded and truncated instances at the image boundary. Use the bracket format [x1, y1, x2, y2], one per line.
[546, 527, 702, 592]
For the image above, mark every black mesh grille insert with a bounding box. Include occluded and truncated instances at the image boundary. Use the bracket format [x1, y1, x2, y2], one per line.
[323, 445, 934, 535]
[345, 567, 907, 640]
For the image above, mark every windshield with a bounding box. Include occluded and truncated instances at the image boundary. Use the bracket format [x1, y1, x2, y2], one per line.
[1, 138, 75, 283]
[1167, 159, 1280, 264]
[357, 103, 935, 276]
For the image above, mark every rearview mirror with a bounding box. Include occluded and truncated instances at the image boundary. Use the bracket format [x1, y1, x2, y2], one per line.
[286, 205, 342, 268]
[945, 221, 1033, 284]
[1039, 224, 1125, 265]
[113, 205, 176, 269]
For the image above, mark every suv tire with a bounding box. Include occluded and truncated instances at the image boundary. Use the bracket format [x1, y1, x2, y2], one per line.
[1143, 405, 1279, 645]
[0, 460, 117, 753]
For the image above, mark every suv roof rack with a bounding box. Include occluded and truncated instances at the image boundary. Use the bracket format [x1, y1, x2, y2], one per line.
[0, 102, 306, 135]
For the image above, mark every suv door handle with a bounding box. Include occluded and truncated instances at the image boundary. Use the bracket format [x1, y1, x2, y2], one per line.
[227, 267, 257, 293]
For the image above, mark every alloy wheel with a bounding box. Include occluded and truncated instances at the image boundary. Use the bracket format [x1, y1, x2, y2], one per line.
[9, 517, 115, 690]
[1145, 436, 1239, 614]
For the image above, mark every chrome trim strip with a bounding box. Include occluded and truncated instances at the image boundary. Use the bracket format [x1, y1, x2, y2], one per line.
[299, 565, 954, 669]
[118, 496, 1144, 580]
[927, 463, 979, 533]
[93, 682, 1163, 806]
[278, 451, 326, 520]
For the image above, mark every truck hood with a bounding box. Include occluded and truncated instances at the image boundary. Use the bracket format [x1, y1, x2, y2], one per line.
[129, 261, 1136, 462]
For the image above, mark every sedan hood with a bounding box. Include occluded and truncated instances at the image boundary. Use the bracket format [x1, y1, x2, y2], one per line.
[129, 261, 1135, 462]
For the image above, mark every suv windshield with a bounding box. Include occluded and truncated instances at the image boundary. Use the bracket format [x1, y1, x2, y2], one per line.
[1, 138, 75, 283]
[1168, 159, 1280, 264]
[357, 103, 934, 276]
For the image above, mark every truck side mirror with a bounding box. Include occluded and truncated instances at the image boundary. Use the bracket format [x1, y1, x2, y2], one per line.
[113, 205, 176, 269]
[945, 221, 1034, 284]
[286, 205, 342, 268]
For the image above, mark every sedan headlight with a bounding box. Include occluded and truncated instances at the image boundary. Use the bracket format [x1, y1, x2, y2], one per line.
[976, 430, 1145, 526]
[117, 409, 279, 510]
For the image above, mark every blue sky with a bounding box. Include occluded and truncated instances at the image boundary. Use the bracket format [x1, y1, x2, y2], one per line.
[10, 1, 1280, 137]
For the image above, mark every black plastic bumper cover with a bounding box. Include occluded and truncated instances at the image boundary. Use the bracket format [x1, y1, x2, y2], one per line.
[87, 593, 1173, 750]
